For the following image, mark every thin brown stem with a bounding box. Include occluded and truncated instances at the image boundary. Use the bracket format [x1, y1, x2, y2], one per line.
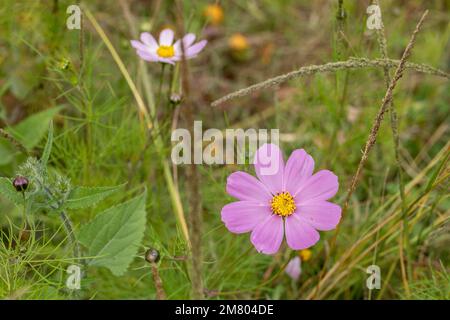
[151, 264, 167, 300]
[343, 10, 428, 229]
[175, 1, 204, 299]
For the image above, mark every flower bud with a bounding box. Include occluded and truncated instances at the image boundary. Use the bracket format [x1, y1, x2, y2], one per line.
[169, 93, 182, 105]
[145, 248, 160, 264]
[13, 176, 29, 192]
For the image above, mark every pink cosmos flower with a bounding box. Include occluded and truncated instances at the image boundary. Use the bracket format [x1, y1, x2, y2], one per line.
[130, 29, 207, 65]
[221, 143, 341, 255]
[285, 256, 301, 281]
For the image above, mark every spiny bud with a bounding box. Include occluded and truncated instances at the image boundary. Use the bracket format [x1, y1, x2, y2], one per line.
[13, 176, 29, 192]
[145, 248, 160, 264]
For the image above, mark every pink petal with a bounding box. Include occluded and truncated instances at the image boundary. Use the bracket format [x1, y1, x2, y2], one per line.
[297, 201, 341, 231]
[130, 40, 149, 52]
[157, 57, 176, 65]
[136, 50, 158, 62]
[159, 29, 174, 46]
[285, 214, 320, 250]
[296, 170, 339, 204]
[186, 40, 207, 58]
[221, 201, 271, 234]
[285, 257, 301, 281]
[183, 33, 196, 47]
[173, 40, 182, 56]
[251, 214, 284, 255]
[253, 143, 284, 195]
[226, 171, 272, 204]
[174, 34, 200, 58]
[284, 149, 315, 196]
[140, 32, 158, 50]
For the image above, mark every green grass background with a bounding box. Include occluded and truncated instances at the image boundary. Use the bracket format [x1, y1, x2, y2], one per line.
[0, 0, 448, 299]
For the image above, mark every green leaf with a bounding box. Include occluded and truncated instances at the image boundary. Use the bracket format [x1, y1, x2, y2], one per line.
[7, 106, 63, 150]
[64, 183, 126, 210]
[78, 191, 147, 276]
[0, 177, 23, 206]
[0, 142, 14, 166]
[40, 121, 53, 166]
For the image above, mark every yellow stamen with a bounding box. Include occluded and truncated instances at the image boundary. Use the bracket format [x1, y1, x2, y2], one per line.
[271, 192, 296, 217]
[157, 45, 175, 58]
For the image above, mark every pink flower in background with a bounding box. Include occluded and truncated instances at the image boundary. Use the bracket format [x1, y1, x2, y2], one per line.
[285, 256, 301, 281]
[130, 29, 207, 65]
[285, 250, 312, 280]
[221, 143, 341, 255]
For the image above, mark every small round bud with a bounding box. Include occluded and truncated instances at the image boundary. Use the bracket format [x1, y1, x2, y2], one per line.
[13, 176, 29, 192]
[169, 93, 182, 105]
[145, 248, 160, 264]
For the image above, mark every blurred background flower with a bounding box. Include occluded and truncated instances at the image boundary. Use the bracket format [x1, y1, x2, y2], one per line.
[203, 3, 224, 26]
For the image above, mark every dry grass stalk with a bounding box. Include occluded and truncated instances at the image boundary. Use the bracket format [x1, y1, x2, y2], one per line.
[374, 0, 410, 296]
[343, 10, 429, 223]
[308, 140, 449, 299]
[311, 10, 429, 299]
[211, 58, 448, 107]
[0, 128, 29, 155]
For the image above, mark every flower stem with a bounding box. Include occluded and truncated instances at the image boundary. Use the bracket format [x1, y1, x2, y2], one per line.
[21, 192, 27, 228]
[18, 192, 30, 243]
[155, 64, 166, 109]
[150, 263, 166, 300]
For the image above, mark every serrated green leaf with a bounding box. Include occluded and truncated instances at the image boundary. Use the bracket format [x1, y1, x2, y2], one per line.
[7, 106, 63, 150]
[0, 177, 23, 206]
[40, 121, 53, 166]
[64, 183, 126, 210]
[78, 192, 147, 276]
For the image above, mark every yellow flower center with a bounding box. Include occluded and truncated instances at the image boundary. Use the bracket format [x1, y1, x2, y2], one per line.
[270, 192, 296, 217]
[157, 45, 175, 58]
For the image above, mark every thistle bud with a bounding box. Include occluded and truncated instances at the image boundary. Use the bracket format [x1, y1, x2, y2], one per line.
[145, 248, 160, 264]
[13, 176, 29, 192]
